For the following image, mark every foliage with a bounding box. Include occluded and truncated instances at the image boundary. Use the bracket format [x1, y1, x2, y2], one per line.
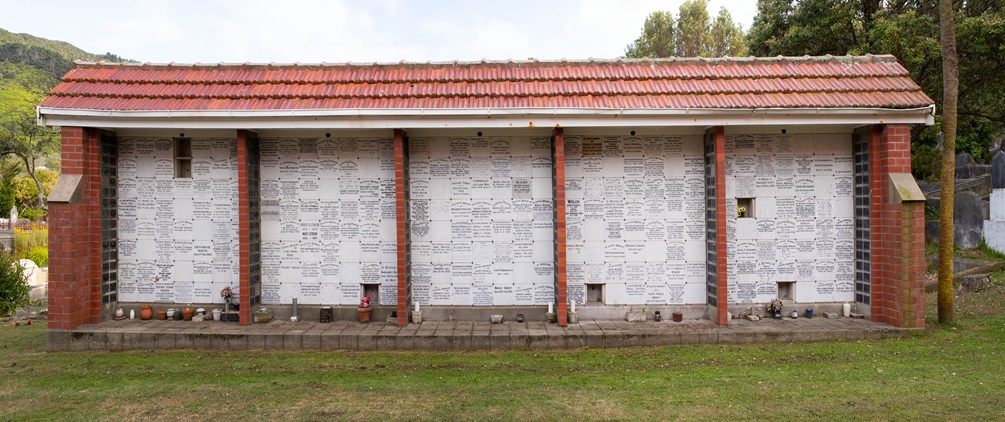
[11, 167, 56, 211]
[24, 246, 46, 268]
[625, 11, 676, 58]
[765, 297, 783, 313]
[0, 93, 60, 211]
[18, 207, 44, 221]
[0, 27, 125, 63]
[675, 0, 713, 57]
[625, 0, 746, 58]
[0, 250, 28, 316]
[0, 181, 13, 217]
[710, 7, 748, 57]
[12, 226, 47, 260]
[747, 1, 1005, 181]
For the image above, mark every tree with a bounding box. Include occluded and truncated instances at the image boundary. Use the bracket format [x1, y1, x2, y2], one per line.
[625, 0, 747, 58]
[748, 1, 1005, 182]
[625, 11, 676, 58]
[710, 7, 749, 57]
[0, 95, 60, 212]
[937, 0, 958, 323]
[748, 0, 794, 56]
[676, 0, 713, 57]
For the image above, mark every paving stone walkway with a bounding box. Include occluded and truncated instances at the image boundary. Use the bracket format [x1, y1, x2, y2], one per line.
[47, 316, 910, 352]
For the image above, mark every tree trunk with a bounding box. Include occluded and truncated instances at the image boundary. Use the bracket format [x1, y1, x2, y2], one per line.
[19, 155, 46, 212]
[938, 0, 958, 323]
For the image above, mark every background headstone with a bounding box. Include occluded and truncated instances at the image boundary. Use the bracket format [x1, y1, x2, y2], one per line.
[984, 152, 1005, 253]
[992, 151, 1005, 189]
[954, 191, 985, 249]
[955, 153, 976, 179]
[19, 258, 47, 300]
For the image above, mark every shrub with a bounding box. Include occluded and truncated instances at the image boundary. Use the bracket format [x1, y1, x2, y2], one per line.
[12, 226, 47, 259]
[25, 246, 47, 267]
[19, 208, 45, 221]
[0, 251, 29, 317]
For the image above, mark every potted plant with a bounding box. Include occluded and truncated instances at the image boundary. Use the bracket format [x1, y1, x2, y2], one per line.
[358, 295, 373, 323]
[766, 298, 783, 319]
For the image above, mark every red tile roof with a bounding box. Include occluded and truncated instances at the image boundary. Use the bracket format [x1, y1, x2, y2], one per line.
[40, 55, 933, 111]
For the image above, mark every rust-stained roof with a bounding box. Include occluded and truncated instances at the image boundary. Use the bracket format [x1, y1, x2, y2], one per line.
[39, 55, 934, 111]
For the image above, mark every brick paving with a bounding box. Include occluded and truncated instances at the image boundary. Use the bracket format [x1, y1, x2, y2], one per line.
[47, 316, 910, 352]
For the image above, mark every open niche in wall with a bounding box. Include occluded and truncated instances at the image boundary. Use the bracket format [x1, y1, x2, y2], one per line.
[736, 197, 755, 218]
[777, 281, 794, 301]
[586, 283, 605, 304]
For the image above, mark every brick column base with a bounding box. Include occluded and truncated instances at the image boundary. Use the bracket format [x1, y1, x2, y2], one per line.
[870, 124, 926, 328]
[48, 127, 102, 330]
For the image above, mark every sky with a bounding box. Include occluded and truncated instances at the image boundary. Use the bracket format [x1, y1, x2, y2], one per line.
[0, 0, 758, 64]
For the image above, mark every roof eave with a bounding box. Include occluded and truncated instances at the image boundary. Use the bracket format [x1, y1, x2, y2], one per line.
[37, 106, 936, 130]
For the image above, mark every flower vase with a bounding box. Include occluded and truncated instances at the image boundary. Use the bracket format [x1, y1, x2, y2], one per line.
[140, 305, 153, 320]
[358, 307, 372, 323]
[773, 311, 782, 319]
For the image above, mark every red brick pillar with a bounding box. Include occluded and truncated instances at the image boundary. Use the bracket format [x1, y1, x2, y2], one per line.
[48, 127, 102, 329]
[553, 128, 568, 327]
[711, 127, 730, 325]
[236, 130, 252, 325]
[394, 129, 411, 326]
[869, 124, 926, 328]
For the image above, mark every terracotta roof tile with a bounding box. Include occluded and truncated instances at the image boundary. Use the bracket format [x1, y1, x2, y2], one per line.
[39, 56, 934, 111]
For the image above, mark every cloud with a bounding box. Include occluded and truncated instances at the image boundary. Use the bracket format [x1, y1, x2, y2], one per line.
[0, 0, 760, 63]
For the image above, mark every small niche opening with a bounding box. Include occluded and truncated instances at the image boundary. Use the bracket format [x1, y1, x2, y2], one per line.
[777, 281, 795, 301]
[362, 284, 380, 305]
[586, 283, 605, 304]
[736, 197, 755, 218]
[174, 138, 192, 178]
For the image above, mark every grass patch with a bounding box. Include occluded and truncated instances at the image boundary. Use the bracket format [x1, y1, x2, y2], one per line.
[978, 238, 1005, 260]
[2, 279, 1005, 420]
[925, 241, 938, 256]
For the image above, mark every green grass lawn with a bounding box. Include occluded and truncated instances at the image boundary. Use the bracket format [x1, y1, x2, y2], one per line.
[2, 276, 1004, 421]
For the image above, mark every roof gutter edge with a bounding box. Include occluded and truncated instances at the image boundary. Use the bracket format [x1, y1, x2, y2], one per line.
[37, 106, 936, 128]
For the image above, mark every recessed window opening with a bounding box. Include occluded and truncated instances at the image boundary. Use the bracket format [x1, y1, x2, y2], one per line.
[174, 137, 192, 178]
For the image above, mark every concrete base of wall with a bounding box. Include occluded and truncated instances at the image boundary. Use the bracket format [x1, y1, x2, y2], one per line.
[46, 317, 912, 352]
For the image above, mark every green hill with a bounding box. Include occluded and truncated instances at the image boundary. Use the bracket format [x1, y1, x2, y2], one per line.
[0, 27, 132, 99]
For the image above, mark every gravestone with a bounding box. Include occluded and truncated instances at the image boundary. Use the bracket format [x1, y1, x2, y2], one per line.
[955, 191, 985, 249]
[19, 259, 46, 300]
[993, 151, 1005, 190]
[984, 152, 1005, 253]
[955, 153, 976, 179]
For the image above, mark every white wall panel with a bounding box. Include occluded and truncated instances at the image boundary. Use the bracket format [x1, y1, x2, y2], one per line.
[117, 136, 239, 304]
[259, 136, 397, 305]
[567, 134, 706, 305]
[725, 133, 855, 304]
[409, 136, 554, 306]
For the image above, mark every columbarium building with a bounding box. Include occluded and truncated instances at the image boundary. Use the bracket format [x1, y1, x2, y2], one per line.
[39, 55, 933, 337]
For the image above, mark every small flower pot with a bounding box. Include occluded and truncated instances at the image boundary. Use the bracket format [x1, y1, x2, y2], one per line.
[157, 309, 168, 320]
[672, 312, 683, 322]
[358, 307, 372, 323]
[181, 308, 194, 321]
[140, 305, 153, 321]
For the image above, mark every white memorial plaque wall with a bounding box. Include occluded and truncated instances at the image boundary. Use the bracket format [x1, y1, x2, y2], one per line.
[259, 136, 397, 306]
[117, 136, 239, 304]
[725, 133, 855, 304]
[566, 134, 706, 305]
[410, 136, 554, 306]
